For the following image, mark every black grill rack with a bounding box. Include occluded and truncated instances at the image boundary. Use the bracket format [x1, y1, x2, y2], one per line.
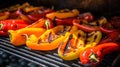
[0, 37, 120, 67]
[0, 37, 83, 67]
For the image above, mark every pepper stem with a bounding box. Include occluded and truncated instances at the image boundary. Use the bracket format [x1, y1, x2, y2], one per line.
[89, 52, 99, 62]
[45, 20, 50, 30]
[0, 24, 3, 30]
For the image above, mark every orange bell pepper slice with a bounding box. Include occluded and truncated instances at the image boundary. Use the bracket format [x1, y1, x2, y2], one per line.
[26, 29, 65, 51]
[8, 28, 46, 46]
[46, 9, 79, 20]
[25, 25, 72, 50]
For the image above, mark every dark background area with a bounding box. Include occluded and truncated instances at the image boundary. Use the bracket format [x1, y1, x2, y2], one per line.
[0, 0, 120, 17]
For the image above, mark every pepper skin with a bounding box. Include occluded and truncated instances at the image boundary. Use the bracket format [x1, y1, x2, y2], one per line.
[46, 9, 79, 20]
[99, 22, 116, 34]
[53, 17, 75, 26]
[78, 31, 102, 65]
[99, 26, 116, 34]
[78, 12, 94, 22]
[79, 42, 120, 66]
[0, 11, 10, 20]
[58, 30, 86, 60]
[8, 28, 46, 46]
[0, 19, 29, 36]
[86, 31, 102, 46]
[100, 31, 120, 44]
[26, 29, 65, 51]
[25, 25, 72, 50]
[27, 18, 54, 29]
[72, 19, 97, 32]
[51, 25, 72, 35]
[27, 8, 54, 21]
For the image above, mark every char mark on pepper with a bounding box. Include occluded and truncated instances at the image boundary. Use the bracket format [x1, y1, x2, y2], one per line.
[63, 34, 73, 55]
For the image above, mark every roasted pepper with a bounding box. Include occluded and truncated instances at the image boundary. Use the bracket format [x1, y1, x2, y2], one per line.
[85, 31, 102, 46]
[25, 25, 71, 50]
[0, 19, 29, 36]
[51, 25, 72, 35]
[53, 17, 75, 26]
[46, 9, 79, 20]
[99, 26, 116, 34]
[0, 11, 10, 20]
[69, 25, 78, 34]
[72, 19, 98, 32]
[79, 42, 120, 66]
[58, 30, 86, 60]
[99, 22, 116, 34]
[26, 29, 65, 51]
[8, 28, 46, 46]
[76, 31, 102, 65]
[16, 9, 32, 23]
[78, 12, 94, 22]
[27, 8, 54, 21]
[27, 18, 54, 29]
[100, 31, 120, 44]
[73, 17, 108, 32]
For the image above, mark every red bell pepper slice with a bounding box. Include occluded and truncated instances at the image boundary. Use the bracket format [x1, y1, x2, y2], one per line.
[73, 19, 97, 32]
[78, 12, 94, 22]
[53, 17, 75, 26]
[0, 31, 8, 36]
[110, 16, 120, 29]
[79, 42, 120, 66]
[0, 19, 29, 36]
[100, 31, 120, 44]
[99, 26, 116, 34]
[27, 8, 54, 21]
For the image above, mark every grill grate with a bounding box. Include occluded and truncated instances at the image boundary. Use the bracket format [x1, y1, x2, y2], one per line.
[0, 37, 119, 67]
[0, 37, 83, 67]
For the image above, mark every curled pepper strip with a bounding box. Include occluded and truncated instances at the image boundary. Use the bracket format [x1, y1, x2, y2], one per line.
[73, 19, 97, 32]
[46, 9, 79, 20]
[53, 17, 75, 26]
[99, 26, 116, 34]
[58, 30, 86, 60]
[99, 31, 120, 44]
[0, 31, 8, 36]
[79, 42, 120, 66]
[8, 28, 46, 46]
[99, 22, 116, 34]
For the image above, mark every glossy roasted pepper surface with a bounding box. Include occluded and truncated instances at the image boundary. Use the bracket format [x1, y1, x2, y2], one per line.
[58, 30, 86, 60]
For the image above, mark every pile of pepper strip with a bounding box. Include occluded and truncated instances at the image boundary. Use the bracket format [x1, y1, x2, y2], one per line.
[0, 2, 120, 67]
